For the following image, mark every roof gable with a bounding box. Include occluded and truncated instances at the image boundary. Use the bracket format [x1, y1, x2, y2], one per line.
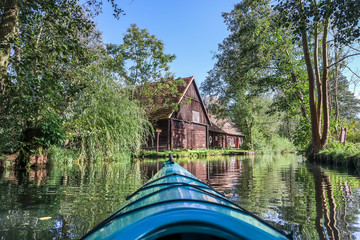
[148, 77, 211, 124]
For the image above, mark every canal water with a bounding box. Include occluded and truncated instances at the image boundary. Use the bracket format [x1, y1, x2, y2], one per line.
[0, 154, 359, 239]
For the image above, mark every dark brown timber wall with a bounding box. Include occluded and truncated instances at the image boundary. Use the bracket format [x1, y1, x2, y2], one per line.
[172, 120, 207, 149]
[144, 119, 169, 150]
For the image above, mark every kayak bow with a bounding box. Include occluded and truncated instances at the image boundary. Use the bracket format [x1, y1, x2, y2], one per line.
[82, 155, 291, 240]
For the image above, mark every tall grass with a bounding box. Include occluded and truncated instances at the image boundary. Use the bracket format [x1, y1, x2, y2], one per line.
[319, 140, 360, 163]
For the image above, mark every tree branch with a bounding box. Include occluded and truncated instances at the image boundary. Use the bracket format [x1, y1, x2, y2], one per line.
[345, 44, 360, 53]
[345, 65, 360, 79]
[328, 53, 360, 69]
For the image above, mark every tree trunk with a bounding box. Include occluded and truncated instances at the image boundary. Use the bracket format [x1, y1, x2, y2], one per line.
[320, 18, 330, 147]
[0, 0, 19, 110]
[333, 45, 340, 137]
[297, 1, 321, 154]
[314, 23, 322, 138]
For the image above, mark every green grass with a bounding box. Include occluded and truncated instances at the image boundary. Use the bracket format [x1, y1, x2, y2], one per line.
[318, 140, 360, 168]
[136, 148, 251, 159]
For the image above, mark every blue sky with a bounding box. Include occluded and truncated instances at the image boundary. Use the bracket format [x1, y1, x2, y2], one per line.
[95, 0, 238, 86]
[95, 0, 360, 94]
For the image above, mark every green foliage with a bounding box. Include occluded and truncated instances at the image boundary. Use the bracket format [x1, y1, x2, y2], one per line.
[338, 120, 360, 143]
[105, 24, 179, 117]
[1, 0, 98, 155]
[119, 24, 176, 86]
[320, 140, 360, 164]
[293, 117, 312, 150]
[269, 134, 296, 152]
[64, 65, 152, 162]
[34, 111, 65, 147]
[201, 0, 307, 152]
[1, 2, 175, 163]
[252, 129, 296, 153]
[137, 148, 248, 159]
[201, 0, 360, 155]
[0, 114, 22, 153]
[276, 0, 360, 46]
[275, 0, 360, 152]
[48, 146, 78, 165]
[332, 74, 360, 121]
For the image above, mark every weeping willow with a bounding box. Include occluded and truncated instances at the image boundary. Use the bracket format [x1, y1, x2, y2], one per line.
[64, 67, 152, 162]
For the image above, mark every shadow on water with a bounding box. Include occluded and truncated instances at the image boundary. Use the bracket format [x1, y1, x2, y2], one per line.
[0, 154, 360, 239]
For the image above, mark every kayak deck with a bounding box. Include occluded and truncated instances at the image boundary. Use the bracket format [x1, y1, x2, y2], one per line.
[82, 159, 291, 240]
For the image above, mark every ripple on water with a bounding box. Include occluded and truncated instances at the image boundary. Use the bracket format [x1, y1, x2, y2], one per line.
[1, 155, 360, 239]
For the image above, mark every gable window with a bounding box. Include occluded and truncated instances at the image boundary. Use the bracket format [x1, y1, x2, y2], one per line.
[192, 111, 200, 123]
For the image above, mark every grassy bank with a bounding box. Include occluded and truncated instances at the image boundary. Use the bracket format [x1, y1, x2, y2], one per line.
[314, 141, 360, 169]
[136, 149, 253, 159]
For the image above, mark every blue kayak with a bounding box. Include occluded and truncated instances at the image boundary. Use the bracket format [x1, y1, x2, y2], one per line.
[82, 155, 291, 240]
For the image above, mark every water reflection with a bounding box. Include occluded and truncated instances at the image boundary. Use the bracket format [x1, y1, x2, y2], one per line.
[171, 155, 360, 240]
[0, 163, 145, 239]
[0, 155, 360, 239]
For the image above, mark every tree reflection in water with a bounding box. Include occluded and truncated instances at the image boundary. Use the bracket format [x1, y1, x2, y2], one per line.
[0, 155, 359, 239]
[171, 155, 360, 239]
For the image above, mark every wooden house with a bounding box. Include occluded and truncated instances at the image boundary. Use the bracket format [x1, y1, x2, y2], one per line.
[144, 76, 211, 150]
[208, 114, 245, 149]
[143, 76, 244, 151]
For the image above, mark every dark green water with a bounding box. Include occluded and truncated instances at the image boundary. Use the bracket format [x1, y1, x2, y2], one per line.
[0, 155, 359, 239]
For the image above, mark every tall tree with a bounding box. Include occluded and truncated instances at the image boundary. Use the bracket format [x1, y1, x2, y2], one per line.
[201, 0, 309, 147]
[276, 0, 360, 154]
[105, 24, 181, 116]
[118, 24, 176, 86]
[0, 0, 19, 110]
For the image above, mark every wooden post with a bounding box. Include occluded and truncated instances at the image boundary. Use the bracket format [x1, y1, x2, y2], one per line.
[167, 119, 171, 150]
[340, 128, 347, 145]
[156, 129, 162, 155]
[206, 125, 209, 149]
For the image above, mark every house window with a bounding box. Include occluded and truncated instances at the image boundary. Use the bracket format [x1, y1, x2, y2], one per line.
[192, 111, 200, 123]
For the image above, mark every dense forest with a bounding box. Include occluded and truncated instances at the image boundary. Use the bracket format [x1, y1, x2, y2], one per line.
[1, 0, 360, 166]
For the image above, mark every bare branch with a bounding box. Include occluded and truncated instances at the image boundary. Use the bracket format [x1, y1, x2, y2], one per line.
[345, 65, 360, 79]
[328, 53, 360, 69]
[346, 44, 360, 53]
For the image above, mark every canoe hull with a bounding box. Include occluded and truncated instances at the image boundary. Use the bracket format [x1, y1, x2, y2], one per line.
[82, 161, 290, 240]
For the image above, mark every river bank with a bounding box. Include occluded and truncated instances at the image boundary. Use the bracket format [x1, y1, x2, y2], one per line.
[313, 141, 360, 171]
[136, 149, 255, 159]
[313, 152, 360, 170]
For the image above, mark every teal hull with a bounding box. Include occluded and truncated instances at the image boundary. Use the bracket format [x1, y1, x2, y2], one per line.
[82, 159, 291, 240]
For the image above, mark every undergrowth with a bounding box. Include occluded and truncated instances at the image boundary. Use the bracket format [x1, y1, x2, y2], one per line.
[319, 140, 360, 164]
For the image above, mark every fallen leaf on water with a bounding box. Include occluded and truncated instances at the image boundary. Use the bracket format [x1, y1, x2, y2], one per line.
[39, 217, 52, 220]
